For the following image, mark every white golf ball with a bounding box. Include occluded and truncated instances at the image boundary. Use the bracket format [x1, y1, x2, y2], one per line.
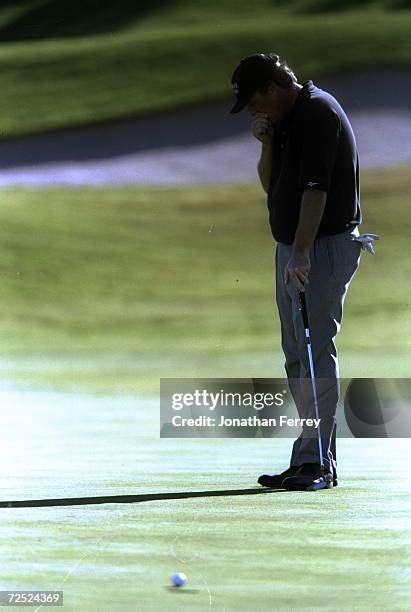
[170, 572, 188, 587]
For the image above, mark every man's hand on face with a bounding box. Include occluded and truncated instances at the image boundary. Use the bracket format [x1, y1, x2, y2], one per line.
[284, 251, 311, 292]
[251, 112, 274, 144]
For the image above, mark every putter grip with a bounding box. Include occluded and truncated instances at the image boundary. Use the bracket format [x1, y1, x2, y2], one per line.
[299, 291, 309, 329]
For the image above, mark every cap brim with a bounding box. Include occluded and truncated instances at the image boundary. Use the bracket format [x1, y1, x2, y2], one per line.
[229, 99, 247, 114]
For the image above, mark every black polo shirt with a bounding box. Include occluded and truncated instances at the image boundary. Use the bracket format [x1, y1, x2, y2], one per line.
[267, 80, 361, 244]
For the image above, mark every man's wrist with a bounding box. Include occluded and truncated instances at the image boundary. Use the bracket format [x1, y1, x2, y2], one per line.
[292, 244, 310, 256]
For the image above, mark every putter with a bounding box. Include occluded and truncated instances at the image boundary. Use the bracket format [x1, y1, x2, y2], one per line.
[298, 291, 332, 490]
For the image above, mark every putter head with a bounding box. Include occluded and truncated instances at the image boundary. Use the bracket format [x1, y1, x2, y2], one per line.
[306, 476, 333, 491]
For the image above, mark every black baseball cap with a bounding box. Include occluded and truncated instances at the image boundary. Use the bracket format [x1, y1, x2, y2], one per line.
[230, 53, 277, 114]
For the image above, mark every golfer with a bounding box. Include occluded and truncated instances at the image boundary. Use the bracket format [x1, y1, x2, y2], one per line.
[229, 53, 363, 491]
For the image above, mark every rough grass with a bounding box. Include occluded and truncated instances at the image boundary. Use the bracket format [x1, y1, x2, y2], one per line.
[0, 165, 409, 393]
[0, 2, 410, 136]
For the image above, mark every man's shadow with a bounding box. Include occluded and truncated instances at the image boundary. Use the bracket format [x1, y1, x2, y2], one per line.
[0, 487, 286, 508]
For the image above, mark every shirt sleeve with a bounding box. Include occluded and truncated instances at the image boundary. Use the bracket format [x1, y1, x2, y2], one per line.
[298, 102, 341, 193]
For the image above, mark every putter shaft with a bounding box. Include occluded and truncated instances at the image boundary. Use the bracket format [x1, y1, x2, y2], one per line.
[299, 291, 324, 470]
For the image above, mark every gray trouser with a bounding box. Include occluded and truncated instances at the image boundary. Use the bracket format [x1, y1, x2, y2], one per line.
[275, 227, 361, 475]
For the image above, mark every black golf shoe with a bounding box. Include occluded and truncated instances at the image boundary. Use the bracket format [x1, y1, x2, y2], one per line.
[257, 466, 299, 488]
[281, 462, 334, 491]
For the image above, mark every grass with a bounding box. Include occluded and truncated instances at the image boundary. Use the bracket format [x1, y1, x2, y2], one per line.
[0, 2, 410, 136]
[1, 393, 410, 610]
[0, 165, 410, 393]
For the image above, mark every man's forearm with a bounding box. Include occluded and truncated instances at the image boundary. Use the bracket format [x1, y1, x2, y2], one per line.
[293, 189, 327, 253]
[257, 143, 272, 194]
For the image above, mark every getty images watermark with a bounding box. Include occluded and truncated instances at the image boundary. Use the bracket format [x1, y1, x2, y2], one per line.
[170, 388, 320, 430]
[160, 378, 410, 438]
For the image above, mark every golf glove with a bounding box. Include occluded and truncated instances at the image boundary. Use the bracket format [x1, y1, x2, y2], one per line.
[352, 233, 380, 255]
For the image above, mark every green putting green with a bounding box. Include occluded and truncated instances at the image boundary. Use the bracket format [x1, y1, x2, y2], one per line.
[0, 393, 409, 610]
